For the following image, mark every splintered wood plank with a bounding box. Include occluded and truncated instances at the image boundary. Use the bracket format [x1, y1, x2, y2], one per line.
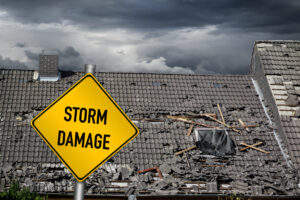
[240, 142, 270, 154]
[187, 125, 194, 136]
[217, 103, 225, 124]
[175, 145, 197, 156]
[238, 119, 249, 131]
[240, 142, 263, 151]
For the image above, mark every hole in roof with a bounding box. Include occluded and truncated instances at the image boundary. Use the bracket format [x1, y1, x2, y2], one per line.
[213, 83, 228, 88]
[31, 106, 45, 111]
[192, 84, 198, 88]
[194, 128, 236, 156]
[18, 79, 27, 84]
[15, 112, 30, 121]
[130, 82, 136, 86]
[163, 143, 170, 147]
[283, 53, 289, 57]
[253, 138, 265, 145]
[107, 157, 114, 162]
[161, 83, 167, 87]
[152, 82, 161, 86]
[61, 71, 75, 78]
[15, 130, 23, 143]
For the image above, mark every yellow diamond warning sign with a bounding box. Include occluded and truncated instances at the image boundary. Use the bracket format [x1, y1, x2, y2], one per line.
[31, 73, 139, 182]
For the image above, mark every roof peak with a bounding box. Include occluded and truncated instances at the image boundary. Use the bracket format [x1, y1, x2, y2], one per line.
[0, 68, 249, 77]
[255, 40, 300, 44]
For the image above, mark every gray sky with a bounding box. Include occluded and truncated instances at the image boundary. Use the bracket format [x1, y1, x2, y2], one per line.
[0, 0, 299, 74]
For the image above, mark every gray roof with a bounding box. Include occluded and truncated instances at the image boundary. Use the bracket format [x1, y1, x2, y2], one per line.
[253, 40, 300, 175]
[0, 68, 297, 196]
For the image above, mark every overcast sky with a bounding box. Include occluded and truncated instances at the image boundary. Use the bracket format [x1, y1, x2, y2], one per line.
[0, 0, 299, 74]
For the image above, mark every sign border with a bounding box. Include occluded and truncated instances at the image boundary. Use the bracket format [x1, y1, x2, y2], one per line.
[31, 73, 139, 181]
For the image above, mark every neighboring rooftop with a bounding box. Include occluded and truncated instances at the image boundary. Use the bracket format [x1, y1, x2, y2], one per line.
[252, 40, 300, 176]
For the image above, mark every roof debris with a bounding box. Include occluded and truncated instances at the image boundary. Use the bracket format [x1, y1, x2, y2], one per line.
[240, 142, 270, 154]
[186, 125, 194, 136]
[217, 103, 225, 124]
[240, 141, 263, 151]
[138, 167, 163, 180]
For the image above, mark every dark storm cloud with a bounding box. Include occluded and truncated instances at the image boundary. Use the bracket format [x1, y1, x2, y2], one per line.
[0, 55, 27, 69]
[25, 46, 84, 71]
[1, 0, 300, 34]
[15, 42, 26, 48]
[136, 32, 254, 75]
[1, 0, 300, 74]
[24, 50, 39, 60]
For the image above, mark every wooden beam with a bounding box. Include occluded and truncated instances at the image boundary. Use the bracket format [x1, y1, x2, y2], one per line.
[202, 114, 240, 133]
[184, 153, 191, 168]
[156, 167, 163, 180]
[186, 113, 217, 119]
[137, 167, 163, 179]
[239, 142, 263, 151]
[217, 104, 225, 124]
[167, 115, 218, 129]
[175, 145, 197, 156]
[238, 119, 249, 131]
[187, 125, 194, 136]
[240, 142, 270, 154]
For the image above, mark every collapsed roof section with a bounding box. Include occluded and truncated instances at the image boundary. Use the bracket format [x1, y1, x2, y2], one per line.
[251, 40, 300, 173]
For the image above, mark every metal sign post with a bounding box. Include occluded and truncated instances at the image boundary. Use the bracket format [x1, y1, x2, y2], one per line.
[74, 181, 85, 200]
[73, 64, 95, 200]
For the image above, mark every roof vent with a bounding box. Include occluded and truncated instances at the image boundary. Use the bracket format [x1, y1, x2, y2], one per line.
[85, 64, 96, 74]
[38, 55, 60, 81]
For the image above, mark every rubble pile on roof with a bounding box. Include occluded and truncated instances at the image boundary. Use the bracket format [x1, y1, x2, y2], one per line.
[1, 68, 300, 196]
[1, 149, 297, 195]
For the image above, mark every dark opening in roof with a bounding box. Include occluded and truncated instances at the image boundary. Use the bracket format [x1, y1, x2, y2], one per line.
[152, 82, 161, 86]
[213, 83, 228, 88]
[195, 129, 236, 156]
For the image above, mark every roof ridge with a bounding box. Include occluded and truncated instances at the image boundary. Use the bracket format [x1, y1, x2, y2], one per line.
[0, 68, 250, 77]
[255, 40, 300, 44]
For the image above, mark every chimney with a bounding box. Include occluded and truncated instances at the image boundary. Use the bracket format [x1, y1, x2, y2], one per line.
[38, 55, 60, 81]
[84, 64, 96, 74]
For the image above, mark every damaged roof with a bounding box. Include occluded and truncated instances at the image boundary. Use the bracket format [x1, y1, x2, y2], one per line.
[0, 67, 298, 196]
[2, 40, 300, 197]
